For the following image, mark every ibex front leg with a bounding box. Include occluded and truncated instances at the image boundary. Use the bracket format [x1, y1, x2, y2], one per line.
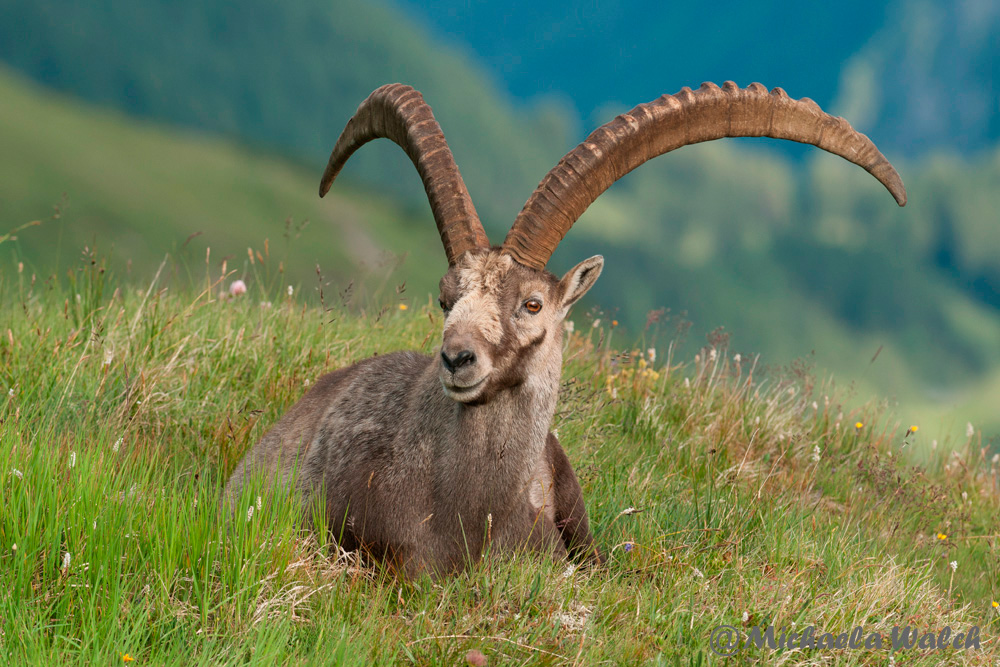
[526, 432, 602, 565]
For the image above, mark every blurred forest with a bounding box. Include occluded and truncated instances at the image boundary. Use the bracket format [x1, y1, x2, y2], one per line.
[0, 0, 997, 440]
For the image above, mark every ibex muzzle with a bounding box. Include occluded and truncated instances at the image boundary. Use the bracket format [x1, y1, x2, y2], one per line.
[225, 81, 904, 577]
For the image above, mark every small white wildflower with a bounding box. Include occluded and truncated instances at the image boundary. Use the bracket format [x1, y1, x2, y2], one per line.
[113, 438, 122, 452]
[950, 560, 957, 572]
[931, 439, 938, 450]
[811, 445, 821, 463]
[287, 285, 294, 296]
[709, 348, 717, 361]
[562, 563, 578, 579]
[754, 416, 760, 425]
[592, 319, 601, 328]
[733, 353, 741, 364]
[563, 320, 575, 333]
[103, 348, 113, 366]
[11, 543, 16, 553]
[229, 279, 247, 297]
[304, 378, 311, 387]
[246, 505, 254, 522]
[791, 621, 796, 628]
[692, 567, 704, 579]
[647, 348, 656, 363]
[742, 611, 749, 623]
[256, 496, 262, 511]
[7, 388, 13, 398]
[62, 552, 71, 571]
[962, 491, 968, 502]
[69, 451, 76, 468]
[11, 468, 23, 479]
[684, 377, 691, 389]
[889, 655, 895, 667]
[812, 401, 818, 410]
[992, 454, 999, 464]
[966, 422, 975, 438]
[75, 293, 81, 303]
[611, 387, 618, 400]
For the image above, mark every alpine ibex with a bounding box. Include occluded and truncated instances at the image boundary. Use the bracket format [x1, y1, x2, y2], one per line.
[225, 81, 905, 577]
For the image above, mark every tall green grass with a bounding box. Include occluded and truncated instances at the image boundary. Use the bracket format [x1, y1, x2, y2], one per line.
[1, 249, 998, 665]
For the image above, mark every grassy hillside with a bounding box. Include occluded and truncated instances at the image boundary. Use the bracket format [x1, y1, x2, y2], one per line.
[0, 67, 446, 301]
[557, 147, 1000, 442]
[0, 0, 571, 228]
[3, 63, 999, 444]
[1, 260, 999, 664]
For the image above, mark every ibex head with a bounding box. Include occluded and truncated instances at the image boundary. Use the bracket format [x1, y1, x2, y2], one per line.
[434, 250, 602, 403]
[319, 82, 905, 404]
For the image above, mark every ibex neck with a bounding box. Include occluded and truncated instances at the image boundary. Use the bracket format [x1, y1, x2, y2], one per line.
[460, 379, 558, 458]
[435, 365, 560, 512]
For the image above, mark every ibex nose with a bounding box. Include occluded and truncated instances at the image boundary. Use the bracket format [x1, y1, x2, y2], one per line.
[440, 348, 476, 373]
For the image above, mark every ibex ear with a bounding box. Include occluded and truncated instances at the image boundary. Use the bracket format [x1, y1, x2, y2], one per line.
[558, 255, 603, 316]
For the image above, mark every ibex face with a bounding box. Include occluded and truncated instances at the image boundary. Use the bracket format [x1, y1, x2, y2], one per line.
[436, 250, 603, 403]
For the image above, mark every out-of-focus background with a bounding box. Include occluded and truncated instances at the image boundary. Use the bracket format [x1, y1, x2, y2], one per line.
[0, 0, 997, 442]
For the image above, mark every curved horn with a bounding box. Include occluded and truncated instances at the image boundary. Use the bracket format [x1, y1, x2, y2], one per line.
[502, 81, 906, 270]
[320, 84, 489, 265]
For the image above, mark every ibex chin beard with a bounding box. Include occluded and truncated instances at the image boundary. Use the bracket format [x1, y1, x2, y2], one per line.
[441, 374, 488, 401]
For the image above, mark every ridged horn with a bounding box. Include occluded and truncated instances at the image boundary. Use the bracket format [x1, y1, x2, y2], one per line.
[502, 81, 907, 270]
[320, 84, 489, 265]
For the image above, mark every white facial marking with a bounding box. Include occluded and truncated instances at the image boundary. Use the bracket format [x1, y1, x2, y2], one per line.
[445, 293, 502, 345]
[443, 253, 514, 346]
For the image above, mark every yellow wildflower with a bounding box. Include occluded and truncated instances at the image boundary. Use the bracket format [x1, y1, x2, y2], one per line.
[993, 601, 998, 609]
[937, 533, 947, 541]
[122, 654, 134, 663]
[612, 320, 618, 327]
[398, 304, 408, 311]
[855, 422, 864, 430]
[906, 425, 918, 435]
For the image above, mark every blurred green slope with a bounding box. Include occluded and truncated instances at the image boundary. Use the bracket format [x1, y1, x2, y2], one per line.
[0, 67, 446, 300]
[0, 0, 573, 233]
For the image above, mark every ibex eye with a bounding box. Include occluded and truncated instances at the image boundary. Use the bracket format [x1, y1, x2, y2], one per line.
[524, 299, 542, 314]
[438, 298, 448, 311]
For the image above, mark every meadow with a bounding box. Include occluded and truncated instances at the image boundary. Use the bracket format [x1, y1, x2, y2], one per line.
[1, 249, 999, 665]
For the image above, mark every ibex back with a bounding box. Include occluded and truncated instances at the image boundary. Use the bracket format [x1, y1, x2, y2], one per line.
[225, 82, 905, 577]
